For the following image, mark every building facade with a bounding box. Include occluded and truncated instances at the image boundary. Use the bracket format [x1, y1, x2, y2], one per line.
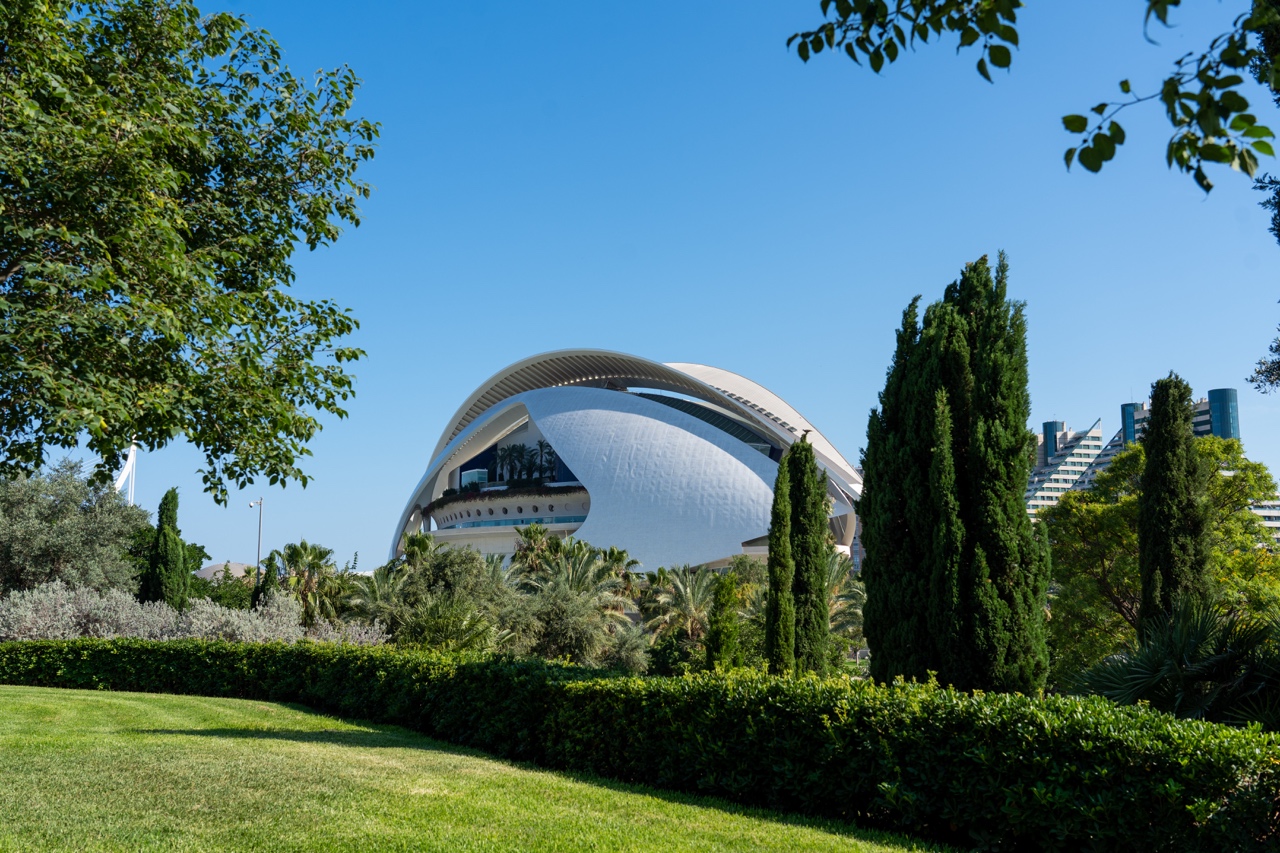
[1074, 388, 1242, 492]
[391, 350, 862, 569]
[1024, 420, 1104, 517]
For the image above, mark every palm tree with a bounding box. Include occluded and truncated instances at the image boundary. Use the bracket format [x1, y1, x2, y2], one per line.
[520, 548, 634, 625]
[825, 549, 865, 641]
[399, 592, 496, 653]
[346, 563, 410, 631]
[494, 445, 510, 482]
[535, 439, 555, 479]
[483, 552, 516, 588]
[506, 443, 530, 480]
[601, 546, 640, 575]
[511, 523, 553, 575]
[268, 539, 337, 626]
[645, 565, 717, 643]
[401, 531, 444, 572]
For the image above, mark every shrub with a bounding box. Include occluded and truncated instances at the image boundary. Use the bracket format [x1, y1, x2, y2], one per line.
[1, 641, 1278, 850]
[0, 582, 384, 645]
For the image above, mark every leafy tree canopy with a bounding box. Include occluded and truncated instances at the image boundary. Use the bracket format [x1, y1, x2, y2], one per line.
[1041, 435, 1280, 686]
[0, 458, 151, 593]
[0, 0, 378, 501]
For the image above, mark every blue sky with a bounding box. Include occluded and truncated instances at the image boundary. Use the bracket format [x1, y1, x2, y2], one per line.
[103, 1, 1280, 569]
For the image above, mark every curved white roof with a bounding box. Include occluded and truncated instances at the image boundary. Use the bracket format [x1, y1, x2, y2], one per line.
[425, 349, 860, 492]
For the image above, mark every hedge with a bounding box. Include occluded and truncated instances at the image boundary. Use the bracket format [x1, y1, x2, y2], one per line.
[1, 640, 1278, 851]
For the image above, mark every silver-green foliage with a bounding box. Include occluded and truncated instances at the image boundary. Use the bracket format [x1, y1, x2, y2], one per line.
[0, 582, 386, 644]
[0, 459, 150, 594]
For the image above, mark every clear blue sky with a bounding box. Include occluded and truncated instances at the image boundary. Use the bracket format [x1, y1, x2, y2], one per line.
[102, 1, 1280, 569]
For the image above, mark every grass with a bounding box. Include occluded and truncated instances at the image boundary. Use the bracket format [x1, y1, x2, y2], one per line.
[0, 685, 952, 853]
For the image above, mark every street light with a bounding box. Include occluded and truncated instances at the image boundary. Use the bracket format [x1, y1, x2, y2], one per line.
[249, 497, 264, 588]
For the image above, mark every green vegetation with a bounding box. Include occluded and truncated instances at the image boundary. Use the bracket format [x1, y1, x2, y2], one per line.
[0, 0, 377, 499]
[1078, 599, 1280, 730]
[1139, 373, 1213, 631]
[704, 572, 740, 671]
[1046, 371, 1280, 728]
[3, 640, 1278, 850]
[0, 685, 943, 853]
[861, 254, 1049, 692]
[1042, 435, 1280, 685]
[0, 459, 150, 593]
[788, 437, 830, 676]
[140, 488, 188, 611]
[764, 451, 796, 675]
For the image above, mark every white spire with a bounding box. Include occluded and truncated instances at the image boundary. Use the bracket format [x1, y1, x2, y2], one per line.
[113, 442, 137, 506]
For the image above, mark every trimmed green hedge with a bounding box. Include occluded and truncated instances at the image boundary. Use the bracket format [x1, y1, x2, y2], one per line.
[2, 640, 1278, 850]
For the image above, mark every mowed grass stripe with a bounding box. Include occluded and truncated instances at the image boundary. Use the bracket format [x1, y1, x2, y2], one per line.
[0, 685, 950, 853]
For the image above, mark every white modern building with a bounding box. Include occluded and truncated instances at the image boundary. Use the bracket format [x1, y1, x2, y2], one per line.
[1024, 420, 1104, 517]
[391, 350, 862, 569]
[1076, 390, 1241, 492]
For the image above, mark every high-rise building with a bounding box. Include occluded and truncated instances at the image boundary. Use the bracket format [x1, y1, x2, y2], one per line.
[1075, 389, 1241, 492]
[1024, 419, 1104, 517]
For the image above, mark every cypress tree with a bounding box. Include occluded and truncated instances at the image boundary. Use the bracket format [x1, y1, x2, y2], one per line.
[252, 553, 281, 609]
[764, 450, 795, 675]
[1138, 372, 1212, 633]
[789, 436, 829, 675]
[704, 572, 740, 671]
[141, 487, 188, 610]
[861, 253, 1049, 692]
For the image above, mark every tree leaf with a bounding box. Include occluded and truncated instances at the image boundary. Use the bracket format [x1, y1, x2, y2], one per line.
[988, 45, 1011, 69]
[1078, 146, 1103, 173]
[1063, 115, 1088, 133]
[1094, 133, 1116, 162]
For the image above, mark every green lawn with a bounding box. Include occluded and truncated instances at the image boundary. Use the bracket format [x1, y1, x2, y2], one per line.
[0, 685, 950, 852]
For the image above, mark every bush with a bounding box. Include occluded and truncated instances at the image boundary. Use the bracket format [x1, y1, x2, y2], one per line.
[0, 582, 385, 645]
[0, 640, 1275, 850]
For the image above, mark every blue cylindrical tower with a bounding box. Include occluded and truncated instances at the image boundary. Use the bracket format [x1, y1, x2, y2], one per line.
[1207, 388, 1240, 440]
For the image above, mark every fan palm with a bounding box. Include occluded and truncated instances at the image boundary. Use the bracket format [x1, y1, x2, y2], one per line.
[266, 539, 337, 626]
[1077, 598, 1280, 729]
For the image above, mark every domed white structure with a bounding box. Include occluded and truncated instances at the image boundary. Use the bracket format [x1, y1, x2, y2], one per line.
[391, 350, 861, 569]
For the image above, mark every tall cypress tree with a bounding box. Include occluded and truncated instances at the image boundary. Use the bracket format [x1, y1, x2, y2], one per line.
[764, 450, 796, 675]
[140, 487, 188, 610]
[861, 253, 1049, 692]
[1138, 372, 1212, 633]
[789, 436, 829, 675]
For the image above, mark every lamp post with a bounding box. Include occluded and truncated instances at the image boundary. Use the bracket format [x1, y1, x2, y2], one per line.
[249, 497, 264, 588]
